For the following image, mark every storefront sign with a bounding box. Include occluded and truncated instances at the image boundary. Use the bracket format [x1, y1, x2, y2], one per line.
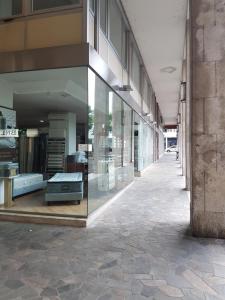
[0, 129, 19, 137]
[78, 144, 92, 152]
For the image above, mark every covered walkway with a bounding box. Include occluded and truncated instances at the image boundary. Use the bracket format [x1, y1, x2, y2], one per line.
[0, 154, 225, 299]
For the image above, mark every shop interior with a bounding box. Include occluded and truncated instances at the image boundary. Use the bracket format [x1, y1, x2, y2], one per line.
[0, 68, 88, 217]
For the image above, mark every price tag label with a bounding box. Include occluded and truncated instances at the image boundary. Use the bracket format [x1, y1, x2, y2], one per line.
[0, 129, 19, 137]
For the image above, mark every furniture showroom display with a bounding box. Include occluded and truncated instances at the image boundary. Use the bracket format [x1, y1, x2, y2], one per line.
[12, 173, 47, 198]
[0, 162, 18, 177]
[45, 172, 83, 204]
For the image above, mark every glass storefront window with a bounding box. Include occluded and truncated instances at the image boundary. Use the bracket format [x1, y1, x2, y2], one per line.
[109, 0, 123, 57]
[32, 0, 81, 11]
[123, 102, 132, 165]
[0, 67, 88, 218]
[0, 67, 136, 220]
[88, 69, 133, 215]
[134, 112, 153, 172]
[0, 0, 22, 19]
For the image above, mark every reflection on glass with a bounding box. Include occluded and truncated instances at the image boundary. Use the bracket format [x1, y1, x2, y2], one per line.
[0, 0, 22, 19]
[0, 67, 88, 217]
[88, 69, 134, 214]
[134, 112, 153, 172]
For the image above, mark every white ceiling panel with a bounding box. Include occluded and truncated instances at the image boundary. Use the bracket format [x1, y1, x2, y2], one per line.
[121, 0, 188, 125]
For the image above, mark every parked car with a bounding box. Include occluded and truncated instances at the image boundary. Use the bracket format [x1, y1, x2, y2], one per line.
[166, 145, 178, 152]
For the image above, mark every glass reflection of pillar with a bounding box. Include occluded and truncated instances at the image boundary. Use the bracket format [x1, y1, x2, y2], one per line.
[111, 93, 123, 169]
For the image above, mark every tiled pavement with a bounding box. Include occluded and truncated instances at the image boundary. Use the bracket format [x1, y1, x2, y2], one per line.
[1, 154, 225, 299]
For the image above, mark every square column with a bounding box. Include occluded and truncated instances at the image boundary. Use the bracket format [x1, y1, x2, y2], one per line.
[191, 0, 225, 237]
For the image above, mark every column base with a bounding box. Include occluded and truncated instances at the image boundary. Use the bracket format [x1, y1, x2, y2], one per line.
[192, 211, 225, 238]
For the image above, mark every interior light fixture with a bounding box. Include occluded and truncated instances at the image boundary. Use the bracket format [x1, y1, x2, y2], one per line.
[40, 120, 45, 123]
[180, 81, 186, 103]
[143, 113, 152, 117]
[160, 66, 176, 73]
[113, 85, 133, 92]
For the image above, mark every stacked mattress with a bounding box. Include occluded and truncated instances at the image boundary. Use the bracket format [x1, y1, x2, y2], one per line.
[45, 172, 83, 203]
[13, 173, 47, 197]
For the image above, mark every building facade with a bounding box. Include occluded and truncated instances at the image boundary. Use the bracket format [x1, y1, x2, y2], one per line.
[0, 0, 164, 226]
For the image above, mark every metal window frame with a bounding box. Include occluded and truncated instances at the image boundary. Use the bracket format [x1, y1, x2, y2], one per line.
[30, 0, 83, 15]
[0, 0, 83, 22]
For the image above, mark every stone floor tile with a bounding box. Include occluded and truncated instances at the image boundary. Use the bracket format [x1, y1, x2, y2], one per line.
[183, 269, 218, 296]
[0, 154, 225, 300]
[158, 284, 184, 298]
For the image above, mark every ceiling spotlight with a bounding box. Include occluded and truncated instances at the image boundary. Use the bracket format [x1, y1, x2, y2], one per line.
[40, 120, 45, 123]
[113, 85, 133, 92]
[143, 113, 152, 117]
[160, 66, 176, 74]
[180, 81, 186, 103]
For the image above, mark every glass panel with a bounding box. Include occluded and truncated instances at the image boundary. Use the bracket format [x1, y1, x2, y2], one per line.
[100, 0, 107, 34]
[111, 92, 123, 168]
[134, 113, 153, 172]
[109, 0, 123, 57]
[143, 75, 149, 113]
[0, 0, 22, 19]
[89, 0, 95, 14]
[33, 0, 81, 11]
[123, 102, 132, 165]
[88, 69, 134, 215]
[132, 47, 140, 91]
[0, 67, 88, 218]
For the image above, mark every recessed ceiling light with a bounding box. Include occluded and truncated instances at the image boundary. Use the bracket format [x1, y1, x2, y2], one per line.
[40, 120, 45, 123]
[160, 66, 176, 73]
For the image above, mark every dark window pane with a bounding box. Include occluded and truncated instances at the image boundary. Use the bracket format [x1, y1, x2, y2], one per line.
[89, 0, 95, 14]
[0, 0, 22, 19]
[122, 25, 127, 68]
[132, 47, 140, 91]
[33, 0, 81, 11]
[100, 0, 107, 34]
[109, 0, 122, 57]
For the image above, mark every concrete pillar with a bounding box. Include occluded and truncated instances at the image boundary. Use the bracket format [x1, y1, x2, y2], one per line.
[191, 0, 225, 237]
[186, 18, 191, 191]
[177, 116, 182, 164]
[181, 102, 186, 176]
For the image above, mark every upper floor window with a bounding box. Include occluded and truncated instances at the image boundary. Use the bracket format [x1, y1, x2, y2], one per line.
[142, 74, 149, 112]
[100, 0, 107, 35]
[32, 0, 81, 11]
[89, 0, 95, 15]
[0, 0, 22, 19]
[131, 46, 141, 92]
[108, 0, 127, 68]
[109, 0, 122, 57]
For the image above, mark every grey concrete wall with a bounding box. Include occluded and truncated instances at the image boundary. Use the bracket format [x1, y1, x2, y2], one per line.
[191, 0, 225, 237]
[186, 18, 191, 192]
